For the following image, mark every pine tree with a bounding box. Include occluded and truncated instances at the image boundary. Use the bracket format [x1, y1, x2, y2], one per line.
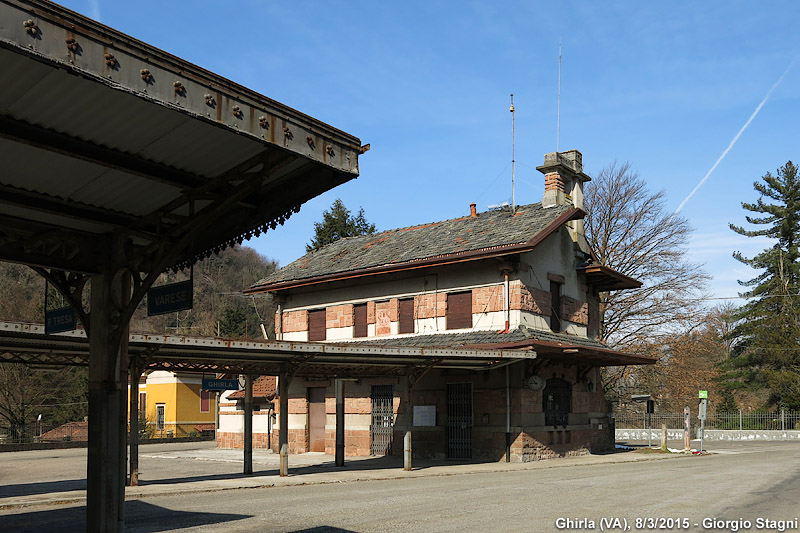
[726, 161, 800, 409]
[306, 198, 376, 252]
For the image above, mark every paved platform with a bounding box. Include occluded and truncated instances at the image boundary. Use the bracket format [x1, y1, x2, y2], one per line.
[0, 443, 690, 510]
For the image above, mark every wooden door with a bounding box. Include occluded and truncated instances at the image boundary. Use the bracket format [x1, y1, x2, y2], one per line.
[308, 387, 327, 452]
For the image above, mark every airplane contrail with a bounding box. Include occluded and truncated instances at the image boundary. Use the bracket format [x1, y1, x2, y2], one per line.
[674, 61, 796, 214]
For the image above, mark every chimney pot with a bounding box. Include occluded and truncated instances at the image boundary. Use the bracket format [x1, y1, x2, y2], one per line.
[470, 203, 477, 217]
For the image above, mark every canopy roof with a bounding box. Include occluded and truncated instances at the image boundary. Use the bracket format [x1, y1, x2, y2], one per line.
[0, 0, 363, 273]
[0, 322, 535, 377]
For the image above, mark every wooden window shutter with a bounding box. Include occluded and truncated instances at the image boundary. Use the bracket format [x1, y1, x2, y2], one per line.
[308, 309, 327, 341]
[398, 298, 414, 334]
[446, 291, 472, 330]
[354, 303, 368, 338]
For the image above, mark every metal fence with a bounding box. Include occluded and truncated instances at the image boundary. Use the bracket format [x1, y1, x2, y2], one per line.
[0, 421, 88, 444]
[613, 410, 800, 431]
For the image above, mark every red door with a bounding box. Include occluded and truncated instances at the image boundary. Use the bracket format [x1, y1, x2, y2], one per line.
[308, 387, 326, 452]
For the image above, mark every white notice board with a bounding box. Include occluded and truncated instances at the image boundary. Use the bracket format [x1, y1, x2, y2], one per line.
[413, 405, 436, 427]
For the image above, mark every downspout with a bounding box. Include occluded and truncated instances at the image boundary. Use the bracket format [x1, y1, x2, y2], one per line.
[276, 301, 283, 341]
[503, 272, 510, 333]
[505, 364, 511, 462]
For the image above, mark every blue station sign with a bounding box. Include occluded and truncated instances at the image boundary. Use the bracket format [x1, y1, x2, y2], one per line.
[202, 379, 240, 391]
[45, 307, 77, 334]
[147, 279, 193, 316]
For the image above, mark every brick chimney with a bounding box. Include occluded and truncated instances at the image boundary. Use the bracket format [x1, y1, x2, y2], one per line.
[469, 203, 477, 217]
[536, 149, 591, 209]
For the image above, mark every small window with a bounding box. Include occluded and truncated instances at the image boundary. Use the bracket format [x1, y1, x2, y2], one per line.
[354, 303, 368, 338]
[156, 404, 165, 431]
[398, 298, 414, 334]
[446, 291, 472, 330]
[308, 308, 326, 341]
[550, 281, 562, 333]
[200, 390, 211, 413]
[138, 392, 146, 414]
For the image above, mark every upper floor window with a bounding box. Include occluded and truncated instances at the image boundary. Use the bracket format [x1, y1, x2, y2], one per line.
[308, 308, 326, 341]
[354, 303, 368, 338]
[398, 298, 414, 334]
[200, 389, 211, 413]
[446, 291, 472, 330]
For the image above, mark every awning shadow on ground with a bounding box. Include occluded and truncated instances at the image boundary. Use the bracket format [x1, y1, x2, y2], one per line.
[0, 500, 250, 532]
[0, 479, 85, 498]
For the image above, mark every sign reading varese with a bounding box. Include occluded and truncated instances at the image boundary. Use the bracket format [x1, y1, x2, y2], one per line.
[147, 279, 193, 316]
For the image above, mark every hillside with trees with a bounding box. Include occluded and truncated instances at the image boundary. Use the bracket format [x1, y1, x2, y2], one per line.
[0, 246, 277, 442]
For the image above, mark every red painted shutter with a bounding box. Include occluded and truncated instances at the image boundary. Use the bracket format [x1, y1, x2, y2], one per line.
[398, 298, 414, 334]
[446, 291, 472, 330]
[354, 303, 368, 338]
[200, 390, 210, 412]
[308, 309, 327, 341]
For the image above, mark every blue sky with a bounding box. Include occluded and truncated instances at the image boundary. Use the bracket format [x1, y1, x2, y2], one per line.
[61, 1, 800, 300]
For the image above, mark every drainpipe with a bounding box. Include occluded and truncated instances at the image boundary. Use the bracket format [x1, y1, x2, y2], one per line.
[276, 302, 283, 341]
[506, 365, 511, 462]
[503, 272, 510, 333]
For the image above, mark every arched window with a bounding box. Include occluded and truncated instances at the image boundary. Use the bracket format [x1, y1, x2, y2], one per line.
[542, 378, 571, 427]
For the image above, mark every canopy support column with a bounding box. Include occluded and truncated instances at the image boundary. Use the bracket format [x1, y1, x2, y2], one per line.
[87, 271, 128, 533]
[243, 374, 253, 475]
[279, 371, 290, 477]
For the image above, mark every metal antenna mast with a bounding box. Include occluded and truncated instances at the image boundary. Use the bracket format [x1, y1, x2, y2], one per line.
[510, 93, 515, 213]
[557, 40, 562, 153]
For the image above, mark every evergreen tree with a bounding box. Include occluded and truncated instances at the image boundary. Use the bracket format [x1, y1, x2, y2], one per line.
[726, 161, 800, 409]
[306, 198, 376, 252]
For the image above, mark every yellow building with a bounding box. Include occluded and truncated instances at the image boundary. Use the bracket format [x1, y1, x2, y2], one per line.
[130, 371, 216, 438]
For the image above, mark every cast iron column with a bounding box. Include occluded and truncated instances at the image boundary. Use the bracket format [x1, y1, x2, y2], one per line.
[87, 272, 127, 533]
[243, 374, 253, 475]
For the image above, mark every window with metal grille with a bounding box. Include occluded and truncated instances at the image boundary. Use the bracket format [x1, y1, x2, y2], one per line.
[308, 308, 326, 341]
[370, 385, 394, 455]
[543, 378, 571, 427]
[446, 291, 472, 330]
[398, 298, 414, 334]
[354, 303, 367, 338]
[447, 382, 473, 459]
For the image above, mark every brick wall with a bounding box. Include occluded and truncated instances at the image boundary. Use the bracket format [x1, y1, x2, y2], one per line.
[374, 299, 399, 336]
[326, 304, 354, 329]
[367, 301, 376, 324]
[544, 171, 566, 193]
[562, 296, 588, 325]
[414, 293, 447, 319]
[282, 310, 308, 333]
[509, 280, 551, 315]
[473, 285, 503, 313]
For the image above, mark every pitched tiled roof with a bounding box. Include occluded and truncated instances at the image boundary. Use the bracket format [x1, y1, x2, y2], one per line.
[249, 202, 578, 291]
[339, 326, 607, 351]
[339, 326, 655, 366]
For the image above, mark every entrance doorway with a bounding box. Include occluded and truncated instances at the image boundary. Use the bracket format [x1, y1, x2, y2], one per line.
[370, 385, 394, 455]
[447, 382, 472, 459]
[308, 387, 326, 452]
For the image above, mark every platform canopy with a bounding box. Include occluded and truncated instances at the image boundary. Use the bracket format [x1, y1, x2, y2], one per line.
[0, 1, 366, 530]
[0, 321, 535, 376]
[0, 0, 364, 275]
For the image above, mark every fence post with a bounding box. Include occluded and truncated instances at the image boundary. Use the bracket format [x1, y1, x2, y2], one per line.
[739, 409, 742, 431]
[781, 409, 785, 431]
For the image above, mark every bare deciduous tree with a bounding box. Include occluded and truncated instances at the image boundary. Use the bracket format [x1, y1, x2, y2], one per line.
[584, 163, 710, 397]
[585, 162, 710, 348]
